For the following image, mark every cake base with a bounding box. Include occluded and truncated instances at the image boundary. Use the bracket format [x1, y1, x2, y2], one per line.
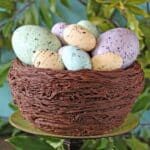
[8, 59, 144, 136]
[9, 111, 138, 139]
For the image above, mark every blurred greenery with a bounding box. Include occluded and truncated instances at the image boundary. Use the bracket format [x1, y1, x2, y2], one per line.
[0, 0, 150, 149]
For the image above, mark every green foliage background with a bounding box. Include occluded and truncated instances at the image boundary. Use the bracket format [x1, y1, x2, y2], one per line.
[0, 0, 150, 149]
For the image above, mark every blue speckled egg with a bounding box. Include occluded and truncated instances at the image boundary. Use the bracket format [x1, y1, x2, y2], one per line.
[12, 25, 61, 65]
[59, 46, 92, 71]
[77, 20, 100, 38]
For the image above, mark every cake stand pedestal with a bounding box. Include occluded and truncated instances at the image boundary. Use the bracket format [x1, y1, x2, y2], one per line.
[64, 139, 83, 150]
[9, 111, 139, 150]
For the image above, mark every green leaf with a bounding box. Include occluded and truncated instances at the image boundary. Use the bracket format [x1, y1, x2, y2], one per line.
[127, 5, 149, 17]
[81, 140, 94, 150]
[0, 60, 12, 86]
[106, 137, 116, 150]
[132, 94, 150, 113]
[138, 50, 150, 69]
[125, 9, 144, 40]
[3, 36, 12, 49]
[143, 129, 150, 140]
[125, 136, 149, 150]
[2, 21, 13, 37]
[100, 5, 115, 18]
[98, 138, 108, 149]
[0, 0, 16, 13]
[12, 128, 21, 137]
[31, 4, 40, 25]
[140, 19, 150, 38]
[126, 0, 150, 5]
[116, 1, 126, 11]
[140, 19, 150, 49]
[145, 50, 150, 60]
[0, 118, 14, 136]
[96, 0, 111, 4]
[40, 0, 53, 27]
[87, 0, 100, 18]
[82, 138, 122, 150]
[0, 118, 8, 129]
[48, 0, 62, 17]
[0, 38, 3, 48]
[49, 0, 56, 13]
[7, 135, 51, 150]
[81, 140, 100, 150]
[139, 39, 145, 51]
[89, 16, 114, 31]
[114, 137, 127, 150]
[144, 69, 150, 79]
[45, 137, 64, 149]
[21, 5, 39, 25]
[0, 11, 9, 20]
[60, 0, 71, 9]
[9, 102, 18, 111]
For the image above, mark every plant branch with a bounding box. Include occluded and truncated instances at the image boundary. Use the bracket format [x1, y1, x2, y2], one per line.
[79, 0, 87, 5]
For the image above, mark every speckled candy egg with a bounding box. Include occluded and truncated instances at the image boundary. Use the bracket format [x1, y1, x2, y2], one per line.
[58, 46, 66, 56]
[12, 25, 61, 65]
[63, 24, 96, 51]
[92, 28, 139, 68]
[32, 50, 64, 70]
[77, 20, 100, 38]
[51, 22, 68, 44]
[92, 53, 123, 71]
[59, 46, 92, 70]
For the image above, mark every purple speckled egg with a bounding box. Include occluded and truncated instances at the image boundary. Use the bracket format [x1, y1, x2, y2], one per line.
[92, 28, 139, 68]
[51, 22, 68, 44]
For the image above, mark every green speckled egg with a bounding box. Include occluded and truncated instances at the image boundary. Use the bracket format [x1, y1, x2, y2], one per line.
[12, 25, 61, 65]
[77, 20, 100, 38]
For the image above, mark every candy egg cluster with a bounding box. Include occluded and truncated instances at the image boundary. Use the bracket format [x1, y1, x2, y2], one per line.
[12, 20, 139, 71]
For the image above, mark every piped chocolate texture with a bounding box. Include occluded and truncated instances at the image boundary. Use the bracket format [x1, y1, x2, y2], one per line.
[8, 59, 144, 136]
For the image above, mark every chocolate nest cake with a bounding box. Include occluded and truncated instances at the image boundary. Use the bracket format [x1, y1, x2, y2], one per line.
[8, 59, 144, 136]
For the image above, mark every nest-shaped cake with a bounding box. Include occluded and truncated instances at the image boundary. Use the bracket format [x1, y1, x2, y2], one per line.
[8, 59, 144, 136]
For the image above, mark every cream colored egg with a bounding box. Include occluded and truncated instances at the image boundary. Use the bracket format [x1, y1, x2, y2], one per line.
[92, 53, 123, 71]
[63, 24, 96, 51]
[32, 50, 64, 70]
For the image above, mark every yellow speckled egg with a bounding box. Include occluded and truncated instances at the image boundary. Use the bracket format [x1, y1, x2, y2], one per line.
[32, 50, 64, 70]
[63, 24, 96, 51]
[92, 53, 123, 71]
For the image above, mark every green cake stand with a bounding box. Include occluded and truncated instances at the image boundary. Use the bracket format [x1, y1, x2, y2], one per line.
[9, 111, 139, 150]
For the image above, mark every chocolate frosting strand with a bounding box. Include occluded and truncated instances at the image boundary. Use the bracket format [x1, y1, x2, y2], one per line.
[8, 59, 144, 136]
